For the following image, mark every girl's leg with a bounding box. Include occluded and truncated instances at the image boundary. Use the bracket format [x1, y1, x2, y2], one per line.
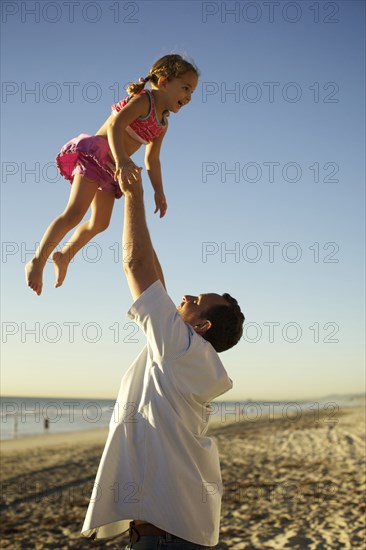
[52, 188, 115, 288]
[25, 175, 98, 295]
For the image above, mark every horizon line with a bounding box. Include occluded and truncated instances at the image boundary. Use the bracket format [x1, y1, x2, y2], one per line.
[1, 392, 364, 403]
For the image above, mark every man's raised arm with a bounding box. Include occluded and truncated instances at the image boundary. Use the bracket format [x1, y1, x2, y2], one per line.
[121, 172, 166, 301]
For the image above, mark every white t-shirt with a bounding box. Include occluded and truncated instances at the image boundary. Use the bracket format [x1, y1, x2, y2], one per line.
[81, 280, 233, 546]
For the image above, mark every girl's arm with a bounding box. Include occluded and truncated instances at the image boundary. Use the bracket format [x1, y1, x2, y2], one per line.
[145, 125, 168, 217]
[107, 94, 150, 184]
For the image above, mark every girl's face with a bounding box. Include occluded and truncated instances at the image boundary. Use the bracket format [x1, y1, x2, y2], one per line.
[159, 71, 198, 113]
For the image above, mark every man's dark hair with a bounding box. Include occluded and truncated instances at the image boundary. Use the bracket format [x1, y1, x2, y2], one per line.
[201, 294, 245, 353]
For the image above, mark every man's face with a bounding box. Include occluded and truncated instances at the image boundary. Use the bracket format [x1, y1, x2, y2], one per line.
[177, 293, 229, 330]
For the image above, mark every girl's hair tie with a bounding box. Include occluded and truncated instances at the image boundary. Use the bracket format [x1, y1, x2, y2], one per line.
[138, 76, 151, 84]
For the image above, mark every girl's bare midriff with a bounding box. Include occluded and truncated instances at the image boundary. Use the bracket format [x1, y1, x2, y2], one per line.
[95, 115, 142, 159]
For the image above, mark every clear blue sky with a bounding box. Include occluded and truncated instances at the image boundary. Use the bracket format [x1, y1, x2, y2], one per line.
[1, 0, 365, 400]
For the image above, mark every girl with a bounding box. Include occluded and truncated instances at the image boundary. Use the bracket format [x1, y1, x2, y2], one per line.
[25, 54, 199, 295]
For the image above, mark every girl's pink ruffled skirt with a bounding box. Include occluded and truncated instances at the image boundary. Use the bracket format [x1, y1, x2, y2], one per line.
[55, 134, 122, 199]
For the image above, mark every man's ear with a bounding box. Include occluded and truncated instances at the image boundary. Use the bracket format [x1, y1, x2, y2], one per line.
[194, 320, 212, 335]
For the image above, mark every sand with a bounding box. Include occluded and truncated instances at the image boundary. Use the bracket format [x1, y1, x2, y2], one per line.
[1, 406, 365, 549]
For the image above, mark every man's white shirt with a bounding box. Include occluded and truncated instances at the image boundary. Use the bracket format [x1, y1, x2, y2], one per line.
[81, 281, 233, 546]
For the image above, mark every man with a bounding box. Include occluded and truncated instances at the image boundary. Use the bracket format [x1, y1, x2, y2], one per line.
[81, 170, 245, 548]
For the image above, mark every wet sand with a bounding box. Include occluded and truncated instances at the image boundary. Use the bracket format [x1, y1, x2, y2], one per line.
[1, 406, 365, 549]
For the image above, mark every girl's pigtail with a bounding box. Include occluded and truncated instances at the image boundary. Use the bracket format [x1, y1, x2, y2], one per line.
[126, 75, 151, 96]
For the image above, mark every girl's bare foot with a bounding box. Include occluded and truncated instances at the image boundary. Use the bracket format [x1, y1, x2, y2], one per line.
[25, 258, 43, 296]
[52, 251, 69, 288]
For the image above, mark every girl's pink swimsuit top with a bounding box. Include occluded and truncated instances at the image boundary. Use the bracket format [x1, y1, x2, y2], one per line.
[111, 89, 168, 145]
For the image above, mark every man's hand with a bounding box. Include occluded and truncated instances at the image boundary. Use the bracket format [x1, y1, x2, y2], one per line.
[114, 159, 142, 192]
[154, 191, 168, 218]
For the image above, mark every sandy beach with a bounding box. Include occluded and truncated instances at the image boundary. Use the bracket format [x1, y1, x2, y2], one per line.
[1, 405, 365, 549]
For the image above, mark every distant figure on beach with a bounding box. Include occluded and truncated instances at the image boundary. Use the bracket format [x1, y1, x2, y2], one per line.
[25, 54, 199, 295]
[81, 170, 244, 548]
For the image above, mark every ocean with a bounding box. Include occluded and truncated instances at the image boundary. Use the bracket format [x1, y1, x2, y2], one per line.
[1, 395, 363, 441]
[0, 396, 115, 440]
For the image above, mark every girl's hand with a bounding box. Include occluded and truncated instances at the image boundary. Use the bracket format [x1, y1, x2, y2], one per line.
[114, 159, 142, 189]
[154, 191, 168, 218]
